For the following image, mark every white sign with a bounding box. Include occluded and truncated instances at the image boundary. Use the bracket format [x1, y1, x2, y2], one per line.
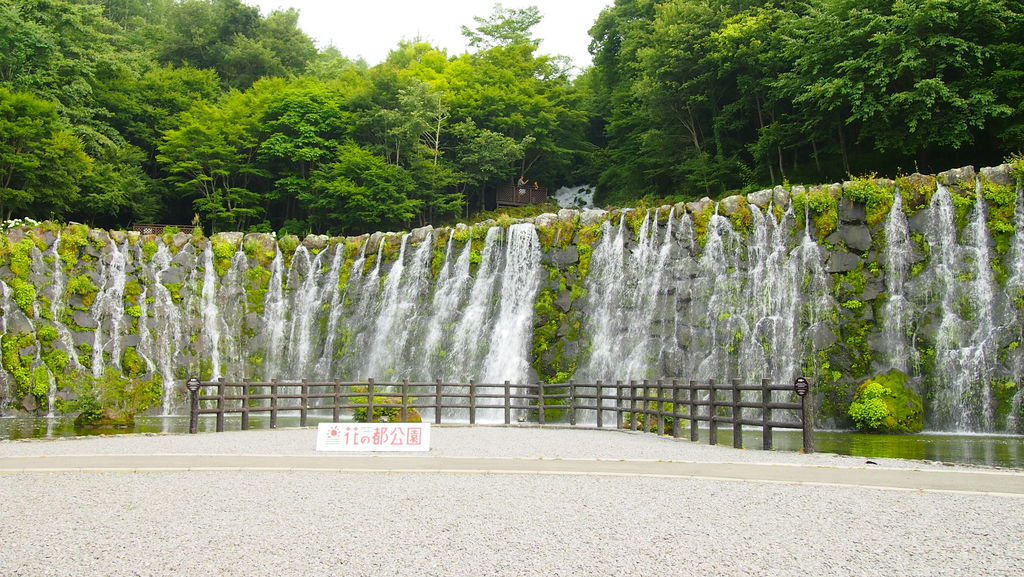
[315, 422, 431, 452]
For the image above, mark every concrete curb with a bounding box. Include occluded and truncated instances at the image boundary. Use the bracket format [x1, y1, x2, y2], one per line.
[2, 454, 1022, 496]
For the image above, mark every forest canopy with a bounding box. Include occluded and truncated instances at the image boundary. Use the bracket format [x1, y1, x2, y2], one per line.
[2, 0, 1023, 234]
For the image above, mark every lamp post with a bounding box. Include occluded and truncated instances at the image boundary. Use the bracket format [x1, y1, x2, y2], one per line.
[186, 377, 201, 434]
[793, 376, 813, 453]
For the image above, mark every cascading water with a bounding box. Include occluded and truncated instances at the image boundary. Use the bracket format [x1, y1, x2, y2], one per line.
[481, 223, 543, 384]
[880, 193, 917, 374]
[1007, 185, 1024, 431]
[693, 207, 747, 381]
[147, 244, 186, 414]
[363, 231, 434, 380]
[579, 210, 676, 382]
[199, 245, 224, 380]
[446, 227, 504, 382]
[737, 204, 804, 387]
[0, 281, 11, 413]
[927, 183, 1004, 431]
[317, 241, 366, 380]
[91, 241, 128, 377]
[4, 167, 1024, 433]
[421, 230, 474, 379]
[260, 246, 288, 380]
[46, 233, 81, 370]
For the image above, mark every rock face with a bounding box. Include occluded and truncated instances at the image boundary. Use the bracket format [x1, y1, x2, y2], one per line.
[0, 163, 1021, 435]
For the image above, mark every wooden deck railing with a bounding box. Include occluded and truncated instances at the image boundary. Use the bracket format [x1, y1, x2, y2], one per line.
[496, 183, 548, 207]
[132, 224, 197, 235]
[186, 378, 815, 453]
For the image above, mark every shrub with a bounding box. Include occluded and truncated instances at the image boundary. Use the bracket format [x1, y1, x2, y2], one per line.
[848, 370, 923, 433]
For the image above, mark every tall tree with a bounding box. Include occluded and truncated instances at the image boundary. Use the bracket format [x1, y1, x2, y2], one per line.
[0, 87, 91, 220]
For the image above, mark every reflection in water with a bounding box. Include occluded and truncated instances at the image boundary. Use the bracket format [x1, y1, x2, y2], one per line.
[1, 417, 1022, 469]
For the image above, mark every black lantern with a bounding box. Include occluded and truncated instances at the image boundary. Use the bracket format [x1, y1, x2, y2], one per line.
[793, 376, 810, 397]
[186, 376, 201, 393]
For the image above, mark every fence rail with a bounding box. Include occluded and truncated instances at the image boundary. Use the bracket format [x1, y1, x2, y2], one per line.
[186, 378, 815, 453]
[132, 224, 197, 235]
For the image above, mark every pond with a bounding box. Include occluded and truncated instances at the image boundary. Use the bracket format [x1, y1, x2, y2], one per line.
[1, 415, 1022, 469]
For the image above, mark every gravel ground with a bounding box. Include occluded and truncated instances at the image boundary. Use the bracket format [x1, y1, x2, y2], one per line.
[1, 426, 1022, 577]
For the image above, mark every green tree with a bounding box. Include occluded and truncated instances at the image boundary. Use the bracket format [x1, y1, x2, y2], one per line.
[449, 4, 589, 194]
[777, 0, 1016, 173]
[0, 87, 91, 219]
[257, 79, 350, 225]
[304, 142, 420, 235]
[156, 86, 271, 231]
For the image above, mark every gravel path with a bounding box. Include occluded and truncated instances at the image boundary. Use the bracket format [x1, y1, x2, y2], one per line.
[1, 426, 1022, 576]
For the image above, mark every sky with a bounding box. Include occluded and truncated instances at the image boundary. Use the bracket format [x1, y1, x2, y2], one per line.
[246, 0, 613, 71]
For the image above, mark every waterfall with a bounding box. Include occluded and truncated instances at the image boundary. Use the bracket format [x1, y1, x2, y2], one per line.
[738, 204, 804, 386]
[318, 241, 366, 380]
[421, 231, 474, 379]
[313, 243, 346, 380]
[579, 210, 675, 382]
[578, 216, 627, 381]
[148, 245, 186, 414]
[481, 223, 543, 384]
[694, 208, 746, 381]
[283, 246, 332, 378]
[927, 183, 1002, 431]
[217, 250, 249, 380]
[199, 245, 224, 380]
[261, 246, 287, 380]
[47, 233, 81, 370]
[1007, 185, 1024, 432]
[5, 172, 1024, 433]
[0, 281, 11, 414]
[363, 234, 411, 380]
[91, 239, 128, 378]
[880, 192, 917, 373]
[447, 227, 504, 382]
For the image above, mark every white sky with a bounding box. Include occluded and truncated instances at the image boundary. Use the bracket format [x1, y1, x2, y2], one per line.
[246, 0, 612, 71]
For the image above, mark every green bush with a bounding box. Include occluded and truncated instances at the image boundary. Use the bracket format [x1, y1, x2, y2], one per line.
[351, 387, 420, 423]
[848, 370, 923, 433]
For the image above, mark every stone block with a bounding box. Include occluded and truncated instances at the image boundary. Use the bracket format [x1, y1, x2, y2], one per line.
[826, 251, 861, 273]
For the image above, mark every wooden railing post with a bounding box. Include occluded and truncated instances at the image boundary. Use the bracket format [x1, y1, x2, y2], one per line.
[504, 381, 511, 425]
[761, 378, 772, 450]
[401, 379, 409, 422]
[801, 381, 815, 454]
[240, 378, 250, 431]
[270, 380, 278, 429]
[671, 379, 681, 438]
[435, 379, 443, 424]
[596, 380, 604, 428]
[731, 378, 742, 449]
[569, 380, 576, 426]
[537, 382, 546, 425]
[331, 382, 340, 422]
[299, 379, 309, 427]
[187, 378, 200, 434]
[216, 378, 225, 433]
[616, 381, 624, 430]
[689, 380, 698, 441]
[629, 380, 639, 431]
[365, 379, 374, 424]
[655, 380, 664, 436]
[469, 380, 477, 425]
[708, 379, 718, 446]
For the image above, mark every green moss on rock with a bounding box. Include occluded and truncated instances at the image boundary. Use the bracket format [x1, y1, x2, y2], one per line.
[848, 370, 923, 433]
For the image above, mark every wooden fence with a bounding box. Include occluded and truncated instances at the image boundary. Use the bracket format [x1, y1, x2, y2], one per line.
[495, 183, 548, 207]
[132, 224, 197, 235]
[186, 378, 815, 453]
